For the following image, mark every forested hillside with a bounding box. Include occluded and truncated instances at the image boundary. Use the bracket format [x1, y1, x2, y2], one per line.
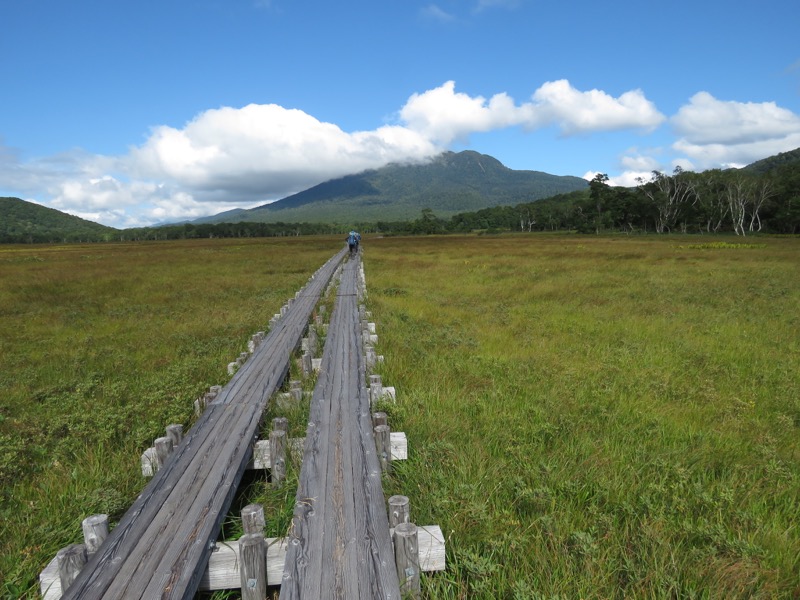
[2, 148, 799, 243]
[0, 197, 118, 243]
[198, 150, 589, 224]
[373, 156, 800, 236]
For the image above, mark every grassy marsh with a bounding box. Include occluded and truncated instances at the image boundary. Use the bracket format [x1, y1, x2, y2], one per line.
[0, 237, 339, 596]
[1, 234, 798, 598]
[365, 234, 799, 598]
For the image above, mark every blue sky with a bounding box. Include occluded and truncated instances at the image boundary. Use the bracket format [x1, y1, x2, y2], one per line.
[1, 0, 798, 228]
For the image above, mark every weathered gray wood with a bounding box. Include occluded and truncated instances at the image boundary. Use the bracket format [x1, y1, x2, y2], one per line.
[272, 416, 289, 434]
[239, 533, 267, 600]
[365, 345, 377, 370]
[270, 429, 287, 487]
[369, 375, 383, 403]
[242, 504, 266, 535]
[372, 411, 387, 428]
[307, 326, 318, 356]
[281, 255, 401, 599]
[249, 432, 405, 470]
[57, 544, 86, 592]
[59, 247, 346, 600]
[388, 496, 409, 528]
[374, 424, 392, 473]
[166, 424, 183, 447]
[81, 515, 108, 556]
[289, 380, 302, 402]
[153, 436, 173, 471]
[41, 526, 445, 598]
[393, 523, 421, 598]
[140, 447, 158, 476]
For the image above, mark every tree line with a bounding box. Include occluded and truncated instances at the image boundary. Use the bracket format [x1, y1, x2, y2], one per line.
[373, 162, 800, 236]
[3, 160, 798, 244]
[118, 221, 348, 241]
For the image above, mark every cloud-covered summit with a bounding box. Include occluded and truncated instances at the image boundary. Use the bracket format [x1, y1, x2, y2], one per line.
[1, 80, 798, 228]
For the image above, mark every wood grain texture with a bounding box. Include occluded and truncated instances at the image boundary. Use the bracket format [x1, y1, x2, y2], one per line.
[40, 526, 446, 597]
[280, 255, 402, 600]
[59, 247, 346, 600]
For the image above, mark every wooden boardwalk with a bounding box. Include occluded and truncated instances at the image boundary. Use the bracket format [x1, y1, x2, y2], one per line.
[60, 248, 347, 600]
[280, 254, 402, 599]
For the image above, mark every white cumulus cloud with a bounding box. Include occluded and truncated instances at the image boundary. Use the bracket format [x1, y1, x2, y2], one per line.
[671, 92, 800, 168]
[400, 80, 665, 145]
[527, 80, 665, 134]
[130, 103, 439, 202]
[400, 82, 520, 144]
[21, 82, 796, 229]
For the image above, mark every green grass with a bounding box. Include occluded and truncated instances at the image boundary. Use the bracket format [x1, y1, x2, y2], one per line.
[2, 234, 799, 598]
[365, 234, 799, 598]
[0, 237, 340, 597]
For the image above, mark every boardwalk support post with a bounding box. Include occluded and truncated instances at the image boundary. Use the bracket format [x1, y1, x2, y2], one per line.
[369, 375, 383, 404]
[270, 429, 287, 487]
[166, 424, 183, 447]
[154, 436, 173, 471]
[393, 522, 421, 598]
[374, 424, 391, 473]
[372, 411, 387, 428]
[239, 533, 267, 600]
[57, 544, 87, 592]
[242, 504, 266, 535]
[289, 380, 302, 403]
[81, 515, 109, 556]
[388, 496, 409, 528]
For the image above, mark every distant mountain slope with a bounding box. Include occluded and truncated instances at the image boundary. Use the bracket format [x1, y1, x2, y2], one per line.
[200, 151, 589, 224]
[743, 147, 800, 174]
[0, 197, 117, 243]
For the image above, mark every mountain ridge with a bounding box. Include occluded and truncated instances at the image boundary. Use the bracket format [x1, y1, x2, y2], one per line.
[0, 197, 118, 243]
[4, 147, 799, 240]
[194, 150, 589, 224]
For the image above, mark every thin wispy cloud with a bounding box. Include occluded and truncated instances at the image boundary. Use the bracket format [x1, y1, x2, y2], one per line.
[420, 4, 456, 22]
[473, 0, 521, 13]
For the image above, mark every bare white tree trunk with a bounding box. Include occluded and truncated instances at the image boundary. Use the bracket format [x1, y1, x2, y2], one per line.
[749, 179, 774, 232]
[726, 176, 750, 236]
[641, 168, 696, 233]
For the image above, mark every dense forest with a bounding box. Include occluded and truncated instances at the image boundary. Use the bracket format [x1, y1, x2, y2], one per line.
[0, 197, 117, 244]
[2, 149, 799, 243]
[373, 155, 800, 236]
[103, 156, 800, 240]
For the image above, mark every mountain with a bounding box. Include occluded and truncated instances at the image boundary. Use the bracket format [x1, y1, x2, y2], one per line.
[742, 147, 800, 174]
[190, 207, 249, 225]
[198, 151, 589, 224]
[0, 197, 118, 243]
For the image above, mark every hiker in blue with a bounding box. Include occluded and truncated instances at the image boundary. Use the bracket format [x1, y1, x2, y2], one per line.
[347, 230, 360, 256]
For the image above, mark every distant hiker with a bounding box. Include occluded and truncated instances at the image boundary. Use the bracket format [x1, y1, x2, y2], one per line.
[347, 230, 360, 256]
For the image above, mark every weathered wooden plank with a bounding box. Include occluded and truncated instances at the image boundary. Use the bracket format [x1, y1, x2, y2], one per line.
[58, 247, 346, 600]
[290, 260, 354, 599]
[281, 256, 402, 600]
[320, 290, 361, 598]
[244, 431, 406, 471]
[41, 525, 445, 598]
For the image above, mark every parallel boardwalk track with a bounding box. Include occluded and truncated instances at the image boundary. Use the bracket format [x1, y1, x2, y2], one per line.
[280, 255, 401, 599]
[60, 247, 347, 600]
